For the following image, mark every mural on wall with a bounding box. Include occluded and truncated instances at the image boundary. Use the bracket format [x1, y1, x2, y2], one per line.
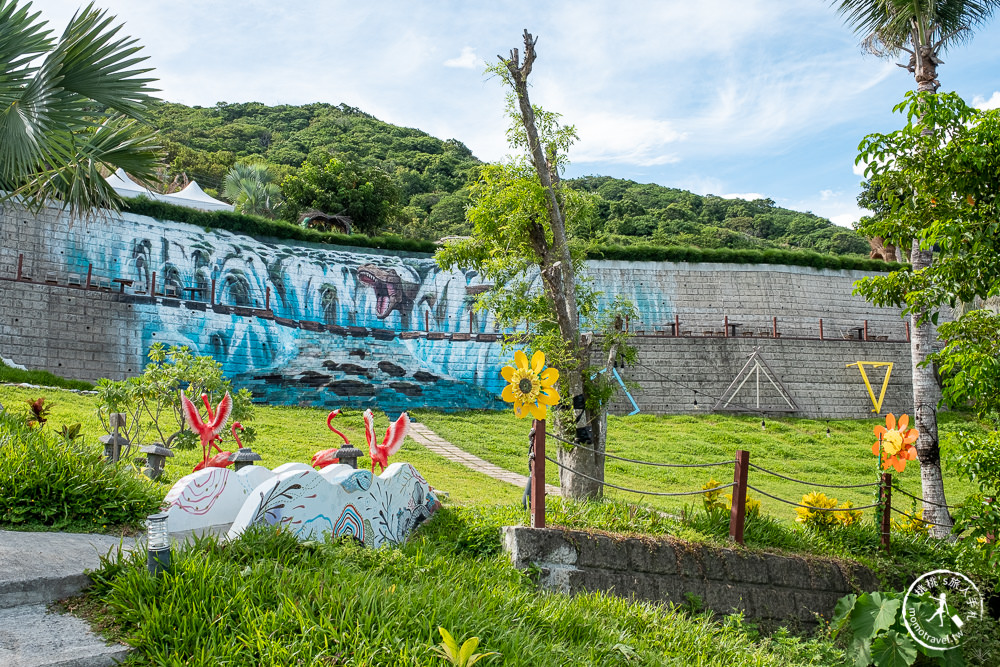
[48, 211, 678, 412]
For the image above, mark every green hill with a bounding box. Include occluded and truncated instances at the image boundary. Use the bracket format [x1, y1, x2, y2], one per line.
[148, 101, 869, 255]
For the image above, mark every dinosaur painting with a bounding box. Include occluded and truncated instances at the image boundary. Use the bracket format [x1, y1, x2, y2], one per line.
[357, 264, 418, 319]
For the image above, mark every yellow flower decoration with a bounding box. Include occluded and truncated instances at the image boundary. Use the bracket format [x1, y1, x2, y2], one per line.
[872, 413, 918, 473]
[500, 350, 560, 420]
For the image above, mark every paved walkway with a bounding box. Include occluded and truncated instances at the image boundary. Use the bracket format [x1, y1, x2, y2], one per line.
[408, 421, 560, 495]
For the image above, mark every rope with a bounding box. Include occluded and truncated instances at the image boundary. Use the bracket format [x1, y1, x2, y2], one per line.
[746, 485, 879, 511]
[632, 360, 785, 415]
[748, 463, 880, 489]
[542, 455, 736, 497]
[544, 431, 736, 468]
[890, 485, 957, 509]
[889, 505, 954, 528]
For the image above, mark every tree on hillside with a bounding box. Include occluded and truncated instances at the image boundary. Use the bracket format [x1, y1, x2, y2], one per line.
[835, 0, 1000, 537]
[280, 156, 400, 235]
[0, 0, 161, 213]
[223, 162, 283, 218]
[437, 31, 635, 500]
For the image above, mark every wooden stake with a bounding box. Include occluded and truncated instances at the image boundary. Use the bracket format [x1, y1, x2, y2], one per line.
[86, 264, 92, 290]
[210, 278, 216, 306]
[864, 319, 869, 341]
[729, 450, 749, 544]
[16, 254, 23, 281]
[724, 315, 730, 338]
[674, 313, 680, 337]
[265, 286, 270, 311]
[772, 316, 777, 338]
[531, 420, 546, 528]
[819, 318, 824, 341]
[880, 472, 892, 554]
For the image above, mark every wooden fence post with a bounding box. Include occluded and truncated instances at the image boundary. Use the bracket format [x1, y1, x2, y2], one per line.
[424, 311, 430, 331]
[772, 316, 778, 338]
[819, 318, 824, 341]
[469, 311, 474, 334]
[905, 321, 911, 342]
[729, 450, 750, 544]
[210, 278, 216, 306]
[880, 472, 892, 554]
[16, 254, 23, 281]
[86, 264, 92, 290]
[864, 319, 869, 342]
[150, 271, 156, 296]
[674, 313, 680, 337]
[531, 420, 546, 529]
[724, 315, 730, 338]
[265, 286, 270, 312]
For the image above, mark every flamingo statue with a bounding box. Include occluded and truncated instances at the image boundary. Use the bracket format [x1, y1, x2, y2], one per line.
[181, 390, 233, 472]
[311, 409, 350, 470]
[364, 409, 409, 474]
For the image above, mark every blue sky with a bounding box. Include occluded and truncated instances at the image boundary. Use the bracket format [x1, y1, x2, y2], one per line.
[35, 0, 1000, 226]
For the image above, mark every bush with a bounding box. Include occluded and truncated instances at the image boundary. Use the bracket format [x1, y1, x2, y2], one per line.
[0, 412, 162, 531]
[795, 492, 860, 530]
[0, 359, 94, 391]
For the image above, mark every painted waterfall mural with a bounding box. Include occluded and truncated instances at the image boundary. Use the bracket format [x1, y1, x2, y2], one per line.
[22, 209, 677, 412]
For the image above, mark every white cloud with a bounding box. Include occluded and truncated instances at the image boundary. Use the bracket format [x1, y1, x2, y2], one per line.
[721, 192, 765, 201]
[830, 212, 861, 228]
[819, 189, 839, 200]
[974, 91, 1000, 110]
[444, 46, 479, 69]
[570, 112, 685, 166]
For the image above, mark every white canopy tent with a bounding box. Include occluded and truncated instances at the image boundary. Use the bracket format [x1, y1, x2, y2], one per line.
[106, 169, 234, 212]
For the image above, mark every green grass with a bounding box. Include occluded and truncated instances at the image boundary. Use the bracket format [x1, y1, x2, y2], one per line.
[0, 360, 94, 391]
[83, 507, 847, 666]
[412, 410, 982, 523]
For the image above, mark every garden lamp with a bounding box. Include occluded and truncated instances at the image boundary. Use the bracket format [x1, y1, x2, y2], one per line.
[141, 443, 174, 480]
[228, 447, 262, 471]
[333, 442, 364, 469]
[146, 512, 171, 576]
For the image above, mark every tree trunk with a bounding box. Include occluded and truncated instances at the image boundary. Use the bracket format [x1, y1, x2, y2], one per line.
[505, 31, 602, 500]
[909, 241, 952, 537]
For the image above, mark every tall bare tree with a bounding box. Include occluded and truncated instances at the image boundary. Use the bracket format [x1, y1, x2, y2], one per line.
[835, 0, 1000, 536]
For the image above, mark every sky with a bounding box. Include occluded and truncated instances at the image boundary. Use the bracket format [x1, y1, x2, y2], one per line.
[32, 0, 1000, 227]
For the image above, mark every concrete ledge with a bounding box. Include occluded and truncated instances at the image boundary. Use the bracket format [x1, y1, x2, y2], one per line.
[503, 526, 878, 625]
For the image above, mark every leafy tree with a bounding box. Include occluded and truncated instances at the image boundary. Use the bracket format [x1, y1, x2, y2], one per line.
[0, 0, 161, 213]
[438, 32, 636, 500]
[855, 92, 1000, 534]
[223, 162, 283, 218]
[280, 156, 400, 234]
[835, 0, 1000, 537]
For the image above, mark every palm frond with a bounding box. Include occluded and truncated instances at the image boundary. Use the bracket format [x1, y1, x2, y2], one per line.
[0, 0, 53, 104]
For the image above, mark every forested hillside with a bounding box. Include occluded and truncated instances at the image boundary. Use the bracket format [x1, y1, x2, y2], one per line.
[148, 101, 869, 255]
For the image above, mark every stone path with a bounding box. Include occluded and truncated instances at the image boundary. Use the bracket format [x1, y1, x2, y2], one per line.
[408, 421, 559, 496]
[0, 530, 138, 667]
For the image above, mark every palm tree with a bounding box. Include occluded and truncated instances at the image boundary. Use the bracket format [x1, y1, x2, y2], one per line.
[0, 1, 161, 214]
[834, 0, 1000, 537]
[222, 162, 283, 218]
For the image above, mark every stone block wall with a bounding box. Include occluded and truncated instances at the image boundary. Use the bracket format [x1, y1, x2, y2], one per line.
[503, 526, 879, 626]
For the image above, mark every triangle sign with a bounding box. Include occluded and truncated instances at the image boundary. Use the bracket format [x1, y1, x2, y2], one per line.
[714, 348, 797, 413]
[846, 361, 894, 413]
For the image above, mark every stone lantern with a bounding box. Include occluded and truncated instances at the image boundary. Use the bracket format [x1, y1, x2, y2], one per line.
[141, 443, 174, 480]
[228, 447, 263, 471]
[333, 443, 364, 469]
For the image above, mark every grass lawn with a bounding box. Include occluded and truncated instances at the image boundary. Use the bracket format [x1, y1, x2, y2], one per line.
[411, 409, 982, 522]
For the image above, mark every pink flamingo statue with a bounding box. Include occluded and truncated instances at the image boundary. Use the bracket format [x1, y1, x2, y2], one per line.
[181, 390, 233, 472]
[364, 409, 409, 474]
[311, 409, 350, 469]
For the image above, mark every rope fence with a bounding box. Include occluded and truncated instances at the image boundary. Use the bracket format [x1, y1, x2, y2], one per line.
[527, 419, 960, 551]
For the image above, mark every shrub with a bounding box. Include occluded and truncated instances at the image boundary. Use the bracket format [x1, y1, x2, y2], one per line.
[795, 492, 840, 529]
[0, 412, 162, 530]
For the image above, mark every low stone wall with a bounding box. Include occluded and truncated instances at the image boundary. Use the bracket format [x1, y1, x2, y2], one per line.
[503, 527, 879, 626]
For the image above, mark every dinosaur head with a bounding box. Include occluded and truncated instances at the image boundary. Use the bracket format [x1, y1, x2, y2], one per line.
[357, 264, 416, 319]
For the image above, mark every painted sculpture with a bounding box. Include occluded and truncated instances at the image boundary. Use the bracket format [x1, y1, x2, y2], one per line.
[311, 409, 349, 469]
[365, 408, 409, 473]
[181, 391, 234, 472]
[163, 407, 437, 546]
[227, 462, 439, 546]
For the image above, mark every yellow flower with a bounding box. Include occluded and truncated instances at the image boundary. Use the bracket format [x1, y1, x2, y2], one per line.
[500, 350, 560, 420]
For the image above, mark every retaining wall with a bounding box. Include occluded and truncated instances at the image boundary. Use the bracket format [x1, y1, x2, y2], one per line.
[0, 203, 913, 416]
[503, 526, 879, 627]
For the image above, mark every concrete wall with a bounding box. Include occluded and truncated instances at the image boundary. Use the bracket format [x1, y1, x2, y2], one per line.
[0, 203, 913, 416]
[504, 526, 879, 627]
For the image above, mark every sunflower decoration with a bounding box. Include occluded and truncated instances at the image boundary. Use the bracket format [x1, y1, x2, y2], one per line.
[500, 350, 560, 420]
[872, 413, 918, 472]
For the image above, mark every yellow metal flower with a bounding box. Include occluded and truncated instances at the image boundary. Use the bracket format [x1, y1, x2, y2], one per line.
[872, 413, 918, 472]
[500, 350, 560, 420]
